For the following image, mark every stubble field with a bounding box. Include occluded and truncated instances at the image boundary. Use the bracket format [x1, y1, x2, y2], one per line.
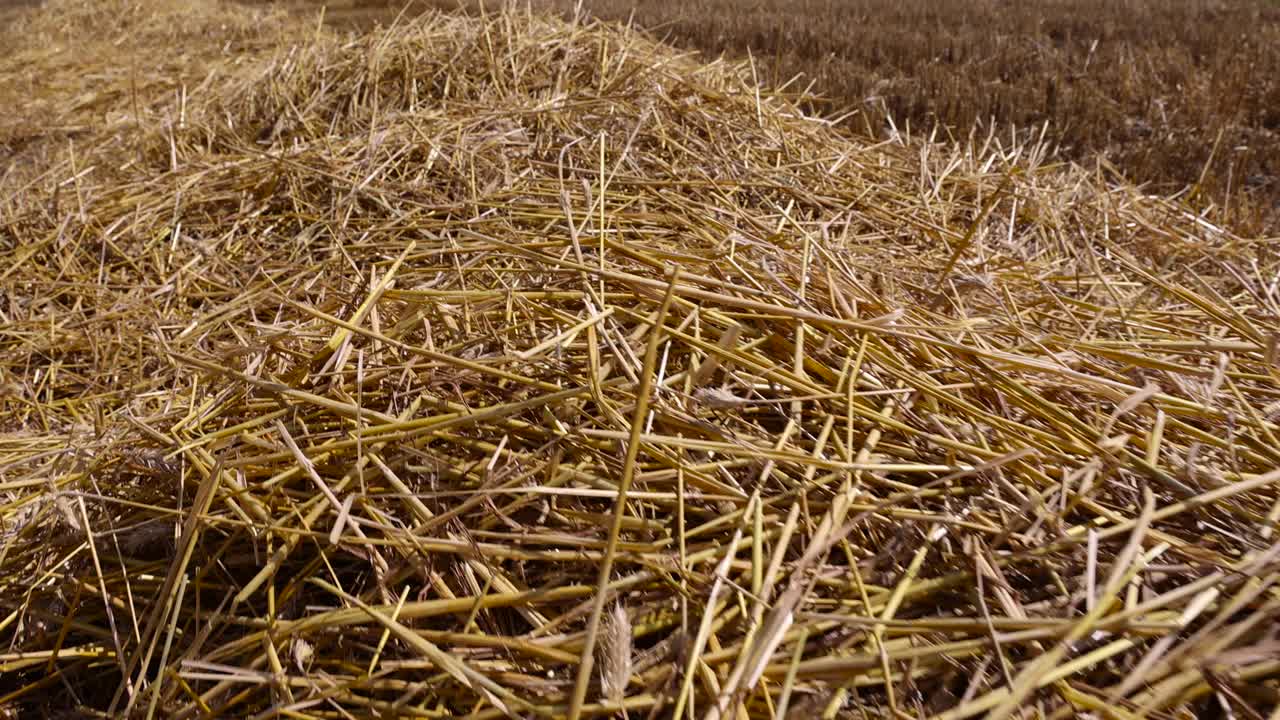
[270, 0, 1280, 228]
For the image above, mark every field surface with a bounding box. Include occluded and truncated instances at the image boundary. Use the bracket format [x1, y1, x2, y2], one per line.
[540, 0, 1280, 228]
[254, 0, 1280, 230]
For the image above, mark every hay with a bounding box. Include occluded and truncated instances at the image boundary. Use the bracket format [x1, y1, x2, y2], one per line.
[2, 0, 1279, 717]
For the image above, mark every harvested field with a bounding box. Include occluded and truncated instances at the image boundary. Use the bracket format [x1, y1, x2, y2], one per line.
[245, 0, 1280, 230]
[2, 0, 1280, 718]
[525, 0, 1280, 230]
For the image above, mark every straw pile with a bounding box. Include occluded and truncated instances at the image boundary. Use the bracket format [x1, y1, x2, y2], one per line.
[2, 0, 1279, 717]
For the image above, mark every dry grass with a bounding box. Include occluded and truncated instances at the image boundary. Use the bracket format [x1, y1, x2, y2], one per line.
[2, 0, 1280, 718]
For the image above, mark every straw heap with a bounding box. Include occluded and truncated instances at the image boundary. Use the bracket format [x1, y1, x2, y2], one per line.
[2, 0, 1279, 717]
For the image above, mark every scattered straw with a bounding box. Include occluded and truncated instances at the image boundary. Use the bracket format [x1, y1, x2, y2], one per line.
[1, 0, 1279, 717]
